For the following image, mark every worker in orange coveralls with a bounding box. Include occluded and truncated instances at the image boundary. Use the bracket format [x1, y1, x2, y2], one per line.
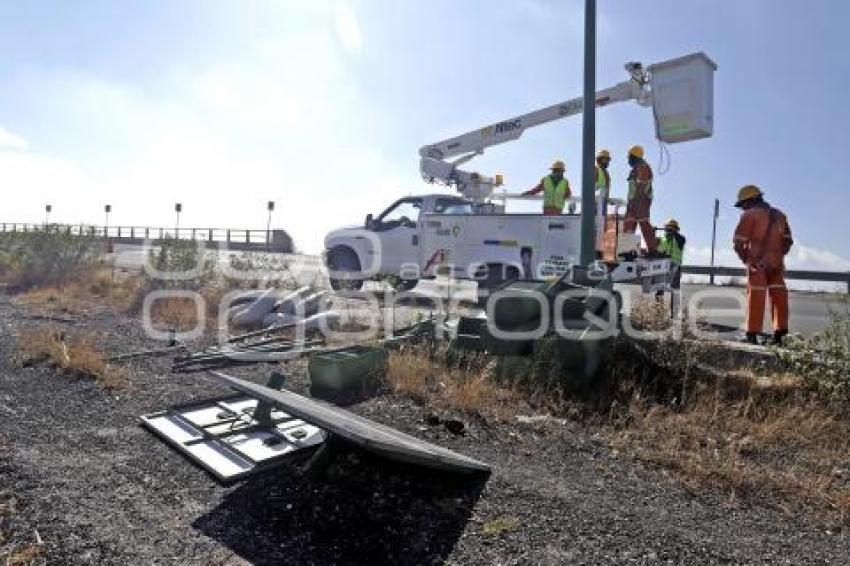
[623, 145, 657, 253]
[733, 185, 794, 345]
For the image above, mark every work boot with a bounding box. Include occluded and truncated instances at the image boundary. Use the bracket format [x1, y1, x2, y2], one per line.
[742, 332, 758, 345]
[771, 329, 788, 346]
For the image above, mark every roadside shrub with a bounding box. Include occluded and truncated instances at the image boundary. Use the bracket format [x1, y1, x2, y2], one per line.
[223, 251, 298, 290]
[776, 296, 850, 397]
[0, 227, 99, 291]
[142, 237, 216, 291]
[130, 238, 216, 312]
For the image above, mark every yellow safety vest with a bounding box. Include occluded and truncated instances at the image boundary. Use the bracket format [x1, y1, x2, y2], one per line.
[595, 167, 610, 197]
[658, 234, 684, 264]
[542, 176, 569, 211]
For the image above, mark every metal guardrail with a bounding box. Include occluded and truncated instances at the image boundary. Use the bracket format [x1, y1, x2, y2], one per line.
[682, 265, 850, 293]
[0, 222, 294, 252]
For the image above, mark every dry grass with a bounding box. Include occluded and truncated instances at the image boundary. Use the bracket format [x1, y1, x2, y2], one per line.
[147, 296, 203, 333]
[17, 268, 142, 313]
[629, 296, 674, 332]
[481, 516, 519, 536]
[17, 327, 128, 390]
[144, 285, 228, 333]
[4, 544, 43, 566]
[389, 333, 850, 524]
[600, 351, 850, 524]
[385, 347, 528, 419]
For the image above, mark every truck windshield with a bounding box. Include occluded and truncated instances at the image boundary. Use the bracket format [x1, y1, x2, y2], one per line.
[433, 198, 473, 215]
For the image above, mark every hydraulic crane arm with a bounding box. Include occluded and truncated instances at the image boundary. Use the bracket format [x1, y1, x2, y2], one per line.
[419, 62, 652, 200]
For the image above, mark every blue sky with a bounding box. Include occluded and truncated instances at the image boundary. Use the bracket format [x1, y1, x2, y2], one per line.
[0, 0, 848, 270]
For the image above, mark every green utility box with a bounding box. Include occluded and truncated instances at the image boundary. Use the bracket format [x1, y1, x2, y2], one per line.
[482, 274, 619, 384]
[309, 346, 388, 398]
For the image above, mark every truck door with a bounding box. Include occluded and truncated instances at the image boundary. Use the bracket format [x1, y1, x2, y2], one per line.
[373, 197, 423, 277]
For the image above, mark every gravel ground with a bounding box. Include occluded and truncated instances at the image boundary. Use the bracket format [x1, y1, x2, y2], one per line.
[0, 295, 846, 565]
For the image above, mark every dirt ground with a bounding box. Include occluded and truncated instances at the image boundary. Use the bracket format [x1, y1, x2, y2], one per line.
[0, 294, 847, 565]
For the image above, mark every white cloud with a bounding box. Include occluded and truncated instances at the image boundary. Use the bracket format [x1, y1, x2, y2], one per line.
[786, 243, 850, 272]
[334, 1, 363, 56]
[0, 124, 27, 151]
[0, 19, 410, 252]
[687, 242, 850, 272]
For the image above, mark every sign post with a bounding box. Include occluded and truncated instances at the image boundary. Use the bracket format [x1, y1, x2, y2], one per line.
[266, 200, 275, 248]
[174, 203, 182, 238]
[709, 198, 719, 284]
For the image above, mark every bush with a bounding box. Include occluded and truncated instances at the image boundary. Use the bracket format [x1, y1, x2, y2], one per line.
[0, 227, 99, 291]
[777, 297, 850, 396]
[224, 251, 298, 290]
[143, 237, 216, 291]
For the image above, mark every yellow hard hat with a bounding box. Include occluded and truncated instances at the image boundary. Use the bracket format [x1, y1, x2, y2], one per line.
[550, 160, 566, 171]
[596, 149, 611, 160]
[664, 218, 680, 231]
[735, 184, 763, 207]
[628, 145, 645, 159]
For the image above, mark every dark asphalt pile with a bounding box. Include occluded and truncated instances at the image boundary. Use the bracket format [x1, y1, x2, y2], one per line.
[0, 296, 846, 565]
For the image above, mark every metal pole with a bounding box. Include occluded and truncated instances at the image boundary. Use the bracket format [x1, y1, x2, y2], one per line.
[709, 198, 719, 284]
[266, 210, 272, 246]
[579, 0, 597, 267]
[266, 200, 275, 250]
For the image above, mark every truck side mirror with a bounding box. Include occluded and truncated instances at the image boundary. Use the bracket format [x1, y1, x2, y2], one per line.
[365, 213, 374, 230]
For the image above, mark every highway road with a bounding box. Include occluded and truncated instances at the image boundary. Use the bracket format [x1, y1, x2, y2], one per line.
[112, 245, 845, 338]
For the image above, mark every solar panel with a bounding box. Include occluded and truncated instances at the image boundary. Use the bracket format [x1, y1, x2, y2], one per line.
[207, 371, 491, 475]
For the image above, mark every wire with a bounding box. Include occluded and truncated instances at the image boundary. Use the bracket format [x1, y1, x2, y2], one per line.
[650, 88, 672, 175]
[656, 139, 671, 175]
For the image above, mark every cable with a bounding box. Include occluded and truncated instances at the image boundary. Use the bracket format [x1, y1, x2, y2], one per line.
[656, 139, 671, 175]
[650, 87, 672, 175]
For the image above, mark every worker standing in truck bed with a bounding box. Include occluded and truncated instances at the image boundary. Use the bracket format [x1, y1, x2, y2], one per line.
[595, 149, 612, 252]
[623, 145, 657, 252]
[733, 184, 794, 345]
[523, 160, 571, 215]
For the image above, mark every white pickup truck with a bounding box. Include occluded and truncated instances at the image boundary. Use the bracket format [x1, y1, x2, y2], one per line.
[323, 193, 667, 295]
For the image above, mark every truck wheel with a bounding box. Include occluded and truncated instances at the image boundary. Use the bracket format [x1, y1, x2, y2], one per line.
[327, 246, 364, 291]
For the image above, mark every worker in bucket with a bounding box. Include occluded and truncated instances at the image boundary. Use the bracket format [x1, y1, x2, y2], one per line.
[623, 145, 657, 253]
[595, 149, 612, 252]
[656, 218, 685, 313]
[523, 160, 571, 215]
[733, 185, 793, 345]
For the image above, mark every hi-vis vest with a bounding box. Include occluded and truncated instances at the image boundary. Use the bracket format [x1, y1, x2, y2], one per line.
[542, 176, 570, 210]
[628, 163, 653, 201]
[658, 234, 684, 265]
[595, 167, 610, 197]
